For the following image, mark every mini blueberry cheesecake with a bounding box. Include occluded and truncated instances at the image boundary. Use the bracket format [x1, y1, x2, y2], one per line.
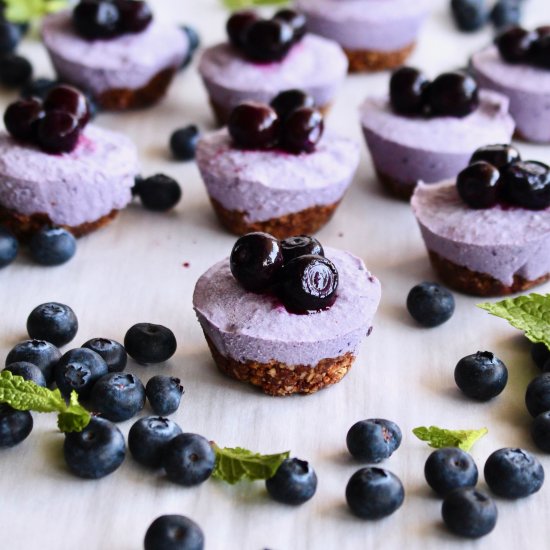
[41, 0, 188, 110]
[198, 10, 347, 124]
[471, 26, 550, 143]
[294, 0, 434, 72]
[360, 68, 515, 200]
[0, 85, 138, 239]
[193, 233, 381, 396]
[196, 91, 359, 238]
[412, 145, 550, 296]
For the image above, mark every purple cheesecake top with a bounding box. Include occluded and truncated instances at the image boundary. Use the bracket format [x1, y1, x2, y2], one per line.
[193, 247, 381, 366]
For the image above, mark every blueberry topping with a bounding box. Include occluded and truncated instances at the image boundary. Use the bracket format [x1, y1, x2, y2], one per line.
[55, 348, 109, 398]
[145, 375, 184, 416]
[4, 362, 47, 387]
[270, 89, 315, 122]
[469, 144, 521, 170]
[226, 10, 258, 49]
[532, 342, 550, 369]
[0, 405, 33, 448]
[5, 339, 61, 385]
[144, 515, 204, 550]
[116, 0, 152, 34]
[228, 101, 280, 150]
[525, 373, 550, 417]
[72, 0, 121, 40]
[425, 72, 479, 118]
[0, 54, 32, 87]
[136, 174, 182, 211]
[124, 323, 177, 365]
[442, 488, 497, 538]
[266, 458, 317, 505]
[36, 111, 80, 154]
[530, 30, 550, 69]
[346, 419, 402, 463]
[29, 227, 77, 266]
[243, 19, 294, 63]
[280, 107, 323, 154]
[91, 372, 146, 422]
[500, 160, 550, 210]
[495, 26, 537, 63]
[43, 84, 90, 129]
[425, 448, 478, 496]
[454, 351, 508, 400]
[0, 227, 18, 268]
[129, 416, 182, 468]
[280, 235, 323, 263]
[4, 98, 42, 141]
[0, 19, 23, 55]
[390, 67, 430, 115]
[274, 9, 307, 42]
[169, 125, 200, 161]
[456, 161, 502, 209]
[82, 338, 127, 373]
[27, 302, 78, 347]
[406, 282, 455, 327]
[451, 0, 487, 32]
[490, 0, 522, 30]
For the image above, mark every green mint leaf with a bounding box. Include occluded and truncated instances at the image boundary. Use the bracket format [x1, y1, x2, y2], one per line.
[221, 0, 288, 10]
[478, 293, 550, 349]
[57, 391, 91, 433]
[4, 0, 68, 23]
[211, 444, 290, 484]
[413, 426, 488, 452]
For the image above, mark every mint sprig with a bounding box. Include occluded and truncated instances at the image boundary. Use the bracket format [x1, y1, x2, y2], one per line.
[221, 0, 289, 10]
[0, 371, 90, 433]
[478, 293, 550, 348]
[212, 444, 289, 484]
[4, 0, 68, 23]
[413, 426, 488, 452]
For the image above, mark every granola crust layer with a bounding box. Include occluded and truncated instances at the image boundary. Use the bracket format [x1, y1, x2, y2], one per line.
[376, 169, 416, 201]
[345, 43, 415, 73]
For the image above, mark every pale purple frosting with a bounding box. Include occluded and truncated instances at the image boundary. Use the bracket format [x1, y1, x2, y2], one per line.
[195, 128, 360, 222]
[0, 125, 138, 227]
[360, 90, 515, 189]
[41, 11, 188, 95]
[294, 0, 434, 51]
[471, 46, 550, 143]
[198, 35, 348, 111]
[193, 248, 381, 366]
[411, 180, 550, 286]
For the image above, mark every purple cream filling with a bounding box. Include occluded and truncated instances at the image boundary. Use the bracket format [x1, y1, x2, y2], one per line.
[411, 180, 550, 286]
[195, 128, 360, 222]
[41, 11, 188, 95]
[0, 126, 139, 227]
[198, 35, 347, 111]
[193, 248, 381, 366]
[294, 0, 433, 51]
[360, 90, 515, 188]
[471, 46, 550, 143]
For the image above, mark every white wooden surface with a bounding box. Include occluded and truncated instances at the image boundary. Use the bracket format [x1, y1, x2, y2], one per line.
[1, 1, 550, 549]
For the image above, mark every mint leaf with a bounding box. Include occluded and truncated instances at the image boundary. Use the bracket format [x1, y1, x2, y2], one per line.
[57, 391, 91, 433]
[212, 444, 289, 484]
[478, 293, 550, 348]
[221, 0, 288, 10]
[4, 0, 68, 23]
[413, 426, 488, 452]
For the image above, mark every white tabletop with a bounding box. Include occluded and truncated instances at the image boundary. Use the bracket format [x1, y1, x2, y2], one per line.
[1, 1, 550, 549]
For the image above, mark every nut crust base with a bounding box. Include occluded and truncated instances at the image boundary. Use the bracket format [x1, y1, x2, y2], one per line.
[345, 43, 415, 73]
[376, 169, 416, 201]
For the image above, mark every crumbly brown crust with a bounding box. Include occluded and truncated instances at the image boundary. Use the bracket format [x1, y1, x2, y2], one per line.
[345, 43, 415, 73]
[376, 169, 416, 201]
[204, 334, 355, 396]
[428, 250, 550, 297]
[209, 197, 341, 239]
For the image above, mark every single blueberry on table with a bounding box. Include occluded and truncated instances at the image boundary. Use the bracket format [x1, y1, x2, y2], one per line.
[29, 227, 77, 266]
[3, 362, 47, 387]
[55, 348, 109, 398]
[137, 174, 182, 212]
[491, 0, 521, 29]
[454, 351, 508, 401]
[20, 77, 57, 100]
[91, 372, 146, 422]
[5, 339, 61, 384]
[82, 338, 127, 373]
[129, 416, 182, 468]
[525, 373, 550, 417]
[27, 302, 78, 347]
[451, 0, 488, 32]
[0, 404, 33, 447]
[124, 323, 177, 365]
[406, 282, 455, 327]
[0, 20, 23, 55]
[346, 418, 402, 463]
[0, 227, 18, 268]
[144, 514, 204, 550]
[180, 24, 201, 69]
[145, 375, 184, 416]
[424, 448, 478, 496]
[265, 458, 317, 505]
[531, 411, 550, 453]
[0, 53, 32, 87]
[170, 125, 200, 161]
[531, 342, 550, 369]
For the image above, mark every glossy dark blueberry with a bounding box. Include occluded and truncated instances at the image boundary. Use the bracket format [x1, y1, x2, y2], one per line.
[530, 33, 550, 69]
[5, 339, 61, 385]
[532, 342, 550, 369]
[146, 375, 184, 416]
[129, 416, 182, 468]
[346, 419, 402, 463]
[230, 232, 283, 292]
[425, 72, 479, 118]
[531, 411, 550, 453]
[500, 160, 550, 209]
[64, 416, 126, 479]
[43, 85, 90, 129]
[274, 9, 307, 42]
[29, 227, 77, 266]
[442, 488, 497, 538]
[469, 144, 521, 170]
[425, 448, 478, 496]
[0, 20, 23, 55]
[0, 53, 32, 87]
[36, 111, 80, 154]
[170, 125, 200, 161]
[243, 19, 294, 63]
[346, 467, 404, 519]
[137, 174, 182, 211]
[226, 10, 258, 49]
[277, 254, 338, 314]
[491, 1, 522, 29]
[495, 26, 537, 63]
[266, 458, 317, 505]
[228, 101, 280, 150]
[27, 302, 78, 347]
[4, 362, 47, 387]
[180, 25, 200, 69]
[454, 351, 508, 400]
[72, 0, 121, 40]
[55, 348, 109, 398]
[406, 282, 455, 327]
[82, 338, 127, 373]
[525, 373, 550, 417]
[484, 448, 544, 499]
[280, 235, 323, 263]
[162, 433, 216, 486]
[124, 323, 177, 365]
[0, 404, 33, 448]
[0, 226, 18, 267]
[456, 161, 502, 209]
[270, 89, 315, 122]
[20, 77, 57, 100]
[116, 0, 152, 34]
[281, 107, 323, 154]
[450, 0, 487, 32]
[389, 67, 430, 115]
[91, 372, 146, 422]
[144, 515, 205, 550]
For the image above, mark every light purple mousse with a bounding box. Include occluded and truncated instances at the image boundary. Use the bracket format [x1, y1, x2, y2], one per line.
[195, 128, 360, 222]
[41, 11, 188, 96]
[193, 248, 381, 367]
[471, 46, 550, 143]
[411, 180, 550, 286]
[0, 126, 138, 227]
[360, 90, 515, 190]
[198, 34, 347, 112]
[294, 0, 434, 51]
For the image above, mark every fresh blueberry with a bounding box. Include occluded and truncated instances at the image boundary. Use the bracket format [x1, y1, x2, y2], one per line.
[0, 53, 32, 87]
[27, 302, 78, 347]
[280, 235, 323, 263]
[530, 31, 550, 69]
[389, 67, 430, 115]
[72, 0, 120, 40]
[484, 448, 544, 498]
[128, 416, 182, 468]
[180, 25, 200, 69]
[274, 9, 307, 43]
[169, 125, 200, 161]
[243, 19, 294, 63]
[500, 160, 550, 210]
[29, 227, 77, 266]
[495, 26, 537, 63]
[454, 351, 508, 400]
[228, 102, 280, 150]
[424, 448, 478, 496]
[3, 362, 47, 387]
[491, 1, 521, 29]
[43, 84, 91, 129]
[525, 373, 550, 417]
[531, 411, 550, 453]
[162, 433, 215, 486]
[91, 372, 146, 422]
[144, 515, 204, 550]
[20, 77, 57, 100]
[82, 338, 127, 373]
[451, 0, 488, 32]
[116, 0, 152, 34]
[532, 342, 550, 369]
[345, 467, 405, 519]
[55, 348, 109, 398]
[226, 11, 258, 49]
[4, 98, 44, 141]
[270, 89, 315, 122]
[0, 227, 18, 267]
[145, 375, 184, 416]
[442, 488, 497, 538]
[425, 71, 479, 118]
[280, 107, 324, 154]
[63, 416, 126, 479]
[124, 323, 177, 365]
[0, 404, 33, 447]
[266, 458, 317, 505]
[0, 20, 23, 55]
[456, 161, 502, 209]
[5, 339, 61, 384]
[36, 110, 81, 154]
[406, 282, 455, 327]
[137, 174, 182, 212]
[346, 419, 402, 463]
[469, 144, 521, 170]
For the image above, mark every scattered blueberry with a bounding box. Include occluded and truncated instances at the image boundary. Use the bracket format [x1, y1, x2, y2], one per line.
[390, 67, 430, 115]
[180, 25, 200, 69]
[270, 89, 315, 122]
[456, 162, 502, 209]
[129, 416, 182, 468]
[0, 227, 18, 268]
[532, 342, 550, 369]
[124, 323, 177, 365]
[145, 375, 184, 416]
[280, 107, 324, 154]
[454, 351, 508, 401]
[144, 515, 204, 550]
[55, 347, 109, 398]
[525, 373, 550, 417]
[450, 0, 487, 32]
[29, 227, 77, 266]
[169, 125, 200, 161]
[425, 71, 479, 118]
[91, 372, 146, 422]
[136, 174, 182, 212]
[27, 302, 78, 347]
[280, 235, 323, 263]
[5, 339, 61, 384]
[469, 144, 521, 170]
[266, 458, 317, 505]
[228, 102, 280, 150]
[346, 419, 402, 463]
[4, 362, 47, 387]
[531, 411, 550, 453]
[406, 282, 455, 327]
[500, 161, 550, 210]
[424, 448, 478, 496]
[0, 53, 32, 87]
[0, 20, 23, 55]
[491, 1, 521, 29]
[82, 338, 127, 373]
[0, 404, 33, 447]
[20, 77, 57, 100]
